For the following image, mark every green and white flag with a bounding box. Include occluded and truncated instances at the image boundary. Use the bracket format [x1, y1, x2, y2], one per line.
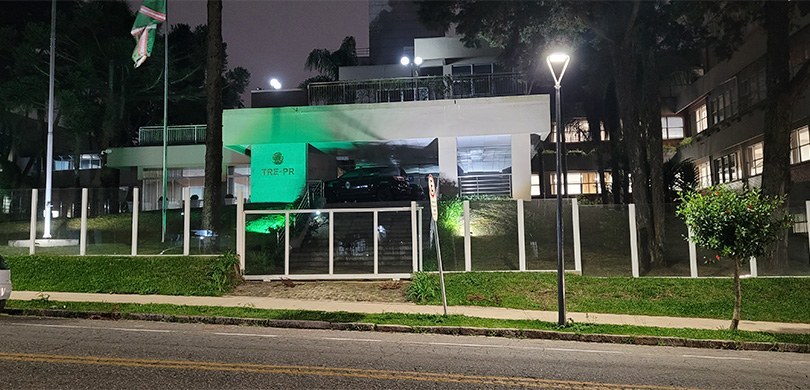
[130, 0, 166, 68]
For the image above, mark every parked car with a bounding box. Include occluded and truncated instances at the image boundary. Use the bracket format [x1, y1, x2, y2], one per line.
[0, 256, 10, 310]
[325, 166, 414, 203]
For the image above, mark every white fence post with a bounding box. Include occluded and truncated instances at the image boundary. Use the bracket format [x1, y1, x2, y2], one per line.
[236, 188, 244, 272]
[572, 198, 582, 273]
[373, 210, 379, 275]
[284, 211, 290, 276]
[131, 187, 139, 256]
[80, 188, 88, 256]
[417, 208, 423, 271]
[183, 187, 190, 256]
[688, 226, 698, 278]
[749, 257, 758, 277]
[329, 210, 334, 275]
[463, 200, 472, 272]
[629, 204, 640, 278]
[806, 200, 810, 265]
[410, 201, 418, 273]
[517, 200, 526, 271]
[29, 189, 37, 255]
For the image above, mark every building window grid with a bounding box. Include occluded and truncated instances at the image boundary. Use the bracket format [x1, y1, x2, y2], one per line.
[53, 154, 102, 171]
[549, 172, 611, 195]
[746, 142, 763, 176]
[708, 78, 738, 127]
[661, 116, 684, 140]
[712, 152, 740, 184]
[697, 161, 711, 188]
[550, 119, 609, 143]
[790, 125, 810, 164]
[693, 104, 708, 133]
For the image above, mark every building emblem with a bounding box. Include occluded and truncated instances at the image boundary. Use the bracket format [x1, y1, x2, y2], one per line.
[272, 152, 284, 165]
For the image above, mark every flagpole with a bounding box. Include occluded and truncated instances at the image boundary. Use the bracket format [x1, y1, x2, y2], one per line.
[161, 0, 168, 243]
[43, 0, 56, 239]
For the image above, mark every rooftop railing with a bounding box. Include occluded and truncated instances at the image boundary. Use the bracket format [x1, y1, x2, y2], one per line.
[307, 72, 528, 106]
[138, 125, 207, 146]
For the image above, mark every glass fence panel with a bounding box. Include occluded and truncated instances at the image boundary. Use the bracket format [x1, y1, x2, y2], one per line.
[333, 212, 373, 274]
[86, 188, 131, 255]
[579, 204, 631, 277]
[33, 188, 82, 256]
[288, 212, 330, 275]
[470, 200, 519, 271]
[244, 213, 285, 275]
[647, 204, 692, 277]
[424, 200, 465, 272]
[378, 211, 414, 274]
[760, 205, 810, 276]
[137, 203, 184, 255]
[0, 189, 34, 257]
[523, 199, 574, 271]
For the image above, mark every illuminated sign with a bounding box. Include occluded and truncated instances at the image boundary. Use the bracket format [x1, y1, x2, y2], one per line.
[250, 143, 307, 203]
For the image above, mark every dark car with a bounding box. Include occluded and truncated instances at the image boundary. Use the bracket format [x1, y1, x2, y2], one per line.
[325, 166, 414, 203]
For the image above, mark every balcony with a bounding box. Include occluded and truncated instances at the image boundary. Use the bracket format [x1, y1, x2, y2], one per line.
[138, 125, 207, 146]
[307, 73, 528, 106]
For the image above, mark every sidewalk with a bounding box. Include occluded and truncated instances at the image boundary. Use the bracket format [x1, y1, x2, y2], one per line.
[9, 291, 810, 335]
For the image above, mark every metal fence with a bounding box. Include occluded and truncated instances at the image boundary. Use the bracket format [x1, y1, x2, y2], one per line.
[138, 125, 207, 146]
[307, 73, 528, 106]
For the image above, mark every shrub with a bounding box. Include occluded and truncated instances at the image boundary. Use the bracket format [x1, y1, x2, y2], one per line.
[677, 186, 791, 330]
[406, 272, 439, 303]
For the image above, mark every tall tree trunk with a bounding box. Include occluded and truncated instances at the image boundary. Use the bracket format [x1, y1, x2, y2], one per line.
[604, 83, 625, 205]
[640, 49, 666, 267]
[610, 40, 665, 273]
[730, 258, 741, 331]
[203, 0, 224, 232]
[761, 1, 792, 273]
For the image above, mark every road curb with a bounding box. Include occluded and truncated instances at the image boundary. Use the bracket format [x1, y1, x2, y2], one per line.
[3, 308, 807, 353]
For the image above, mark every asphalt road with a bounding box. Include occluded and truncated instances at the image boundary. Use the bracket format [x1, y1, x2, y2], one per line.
[0, 315, 807, 389]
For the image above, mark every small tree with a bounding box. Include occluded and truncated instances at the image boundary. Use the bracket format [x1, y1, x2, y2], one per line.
[677, 186, 791, 330]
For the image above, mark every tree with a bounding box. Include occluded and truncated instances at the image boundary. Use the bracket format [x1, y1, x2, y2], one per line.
[203, 0, 224, 232]
[677, 186, 790, 330]
[299, 36, 358, 87]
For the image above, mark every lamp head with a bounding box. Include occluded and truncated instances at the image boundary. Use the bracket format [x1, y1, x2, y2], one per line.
[269, 78, 282, 90]
[400, 56, 410, 66]
[545, 52, 570, 87]
[413, 56, 423, 66]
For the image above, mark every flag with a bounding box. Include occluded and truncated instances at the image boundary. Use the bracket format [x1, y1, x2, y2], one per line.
[130, 0, 166, 68]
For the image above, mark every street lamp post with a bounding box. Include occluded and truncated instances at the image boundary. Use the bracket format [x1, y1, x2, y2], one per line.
[400, 56, 423, 100]
[547, 52, 570, 326]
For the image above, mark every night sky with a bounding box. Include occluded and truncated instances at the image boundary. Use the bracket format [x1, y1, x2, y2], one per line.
[133, 0, 370, 101]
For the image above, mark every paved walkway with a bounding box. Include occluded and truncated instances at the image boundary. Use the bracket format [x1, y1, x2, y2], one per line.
[9, 291, 810, 335]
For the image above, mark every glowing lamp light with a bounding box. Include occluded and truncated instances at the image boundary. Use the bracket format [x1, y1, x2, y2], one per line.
[269, 78, 282, 90]
[400, 56, 410, 66]
[413, 56, 423, 66]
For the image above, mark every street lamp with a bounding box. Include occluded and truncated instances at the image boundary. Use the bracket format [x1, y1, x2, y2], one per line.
[269, 78, 282, 90]
[547, 51, 570, 326]
[400, 56, 423, 101]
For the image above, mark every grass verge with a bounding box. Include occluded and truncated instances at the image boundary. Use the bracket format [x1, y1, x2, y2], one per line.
[5, 299, 809, 346]
[407, 272, 810, 323]
[5, 254, 239, 296]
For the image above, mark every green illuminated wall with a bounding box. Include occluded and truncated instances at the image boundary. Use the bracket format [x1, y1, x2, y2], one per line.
[250, 143, 307, 203]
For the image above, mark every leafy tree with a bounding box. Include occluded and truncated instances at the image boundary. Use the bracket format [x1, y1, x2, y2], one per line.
[299, 36, 358, 87]
[203, 0, 224, 232]
[677, 186, 791, 330]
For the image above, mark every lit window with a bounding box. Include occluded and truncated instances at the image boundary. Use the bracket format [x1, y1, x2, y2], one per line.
[793, 213, 808, 234]
[697, 161, 711, 188]
[661, 116, 684, 139]
[712, 152, 740, 184]
[790, 125, 810, 164]
[79, 154, 102, 170]
[746, 142, 763, 176]
[54, 156, 73, 171]
[531, 174, 541, 196]
[549, 172, 610, 195]
[694, 104, 708, 133]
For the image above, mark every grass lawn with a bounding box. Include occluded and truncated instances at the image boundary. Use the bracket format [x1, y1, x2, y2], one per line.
[5, 300, 809, 346]
[5, 254, 239, 296]
[408, 272, 810, 323]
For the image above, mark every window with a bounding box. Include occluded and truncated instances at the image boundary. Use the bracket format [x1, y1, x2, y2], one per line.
[549, 172, 610, 195]
[712, 152, 740, 184]
[746, 142, 763, 176]
[793, 212, 808, 234]
[54, 156, 72, 171]
[697, 161, 711, 188]
[531, 174, 541, 196]
[693, 104, 708, 133]
[790, 125, 810, 164]
[708, 79, 738, 126]
[738, 61, 766, 112]
[79, 154, 102, 170]
[53, 154, 102, 171]
[661, 116, 684, 139]
[550, 119, 609, 143]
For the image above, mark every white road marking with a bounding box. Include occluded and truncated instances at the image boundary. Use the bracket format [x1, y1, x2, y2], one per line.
[545, 347, 625, 354]
[399, 340, 625, 355]
[682, 354, 752, 361]
[321, 337, 382, 342]
[212, 332, 278, 338]
[11, 323, 171, 333]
